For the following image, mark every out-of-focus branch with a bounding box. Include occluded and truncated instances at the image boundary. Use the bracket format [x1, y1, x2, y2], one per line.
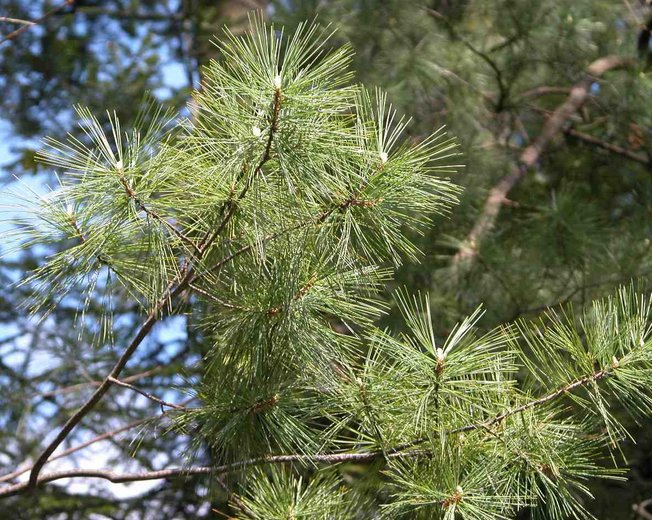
[634, 498, 652, 520]
[517, 86, 572, 99]
[0, 396, 193, 484]
[0, 17, 35, 25]
[425, 7, 509, 111]
[0, 0, 74, 45]
[453, 56, 633, 264]
[564, 127, 650, 166]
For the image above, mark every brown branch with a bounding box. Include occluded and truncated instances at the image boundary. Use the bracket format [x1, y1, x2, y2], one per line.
[454, 368, 610, 433]
[0, 418, 148, 484]
[564, 127, 650, 166]
[453, 55, 633, 264]
[107, 377, 185, 410]
[0, 0, 74, 45]
[517, 86, 572, 99]
[383, 364, 615, 456]
[1, 451, 407, 498]
[0, 396, 194, 484]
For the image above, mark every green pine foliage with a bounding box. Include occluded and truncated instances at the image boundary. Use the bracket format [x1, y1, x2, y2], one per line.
[11, 14, 652, 519]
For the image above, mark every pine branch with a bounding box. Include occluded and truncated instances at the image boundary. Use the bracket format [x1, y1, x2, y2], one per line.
[7, 360, 616, 498]
[25, 74, 288, 489]
[115, 165, 201, 254]
[2, 451, 407, 498]
[385, 362, 616, 455]
[453, 367, 612, 434]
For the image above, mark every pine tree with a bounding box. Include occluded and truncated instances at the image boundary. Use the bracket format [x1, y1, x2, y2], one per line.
[5, 15, 652, 519]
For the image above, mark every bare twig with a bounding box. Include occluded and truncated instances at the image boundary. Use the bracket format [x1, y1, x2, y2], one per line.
[107, 376, 185, 410]
[0, 0, 74, 45]
[0, 418, 149, 483]
[634, 499, 652, 520]
[564, 127, 650, 166]
[453, 55, 633, 264]
[0, 396, 194, 484]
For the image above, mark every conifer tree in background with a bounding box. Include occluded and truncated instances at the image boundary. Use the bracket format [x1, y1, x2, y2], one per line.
[4, 16, 652, 519]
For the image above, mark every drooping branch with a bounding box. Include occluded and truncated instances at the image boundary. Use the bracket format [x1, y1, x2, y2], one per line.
[453, 55, 633, 264]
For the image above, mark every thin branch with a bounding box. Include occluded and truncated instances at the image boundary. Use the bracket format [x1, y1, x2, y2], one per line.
[516, 86, 572, 100]
[454, 368, 610, 434]
[453, 55, 633, 264]
[72, 6, 182, 22]
[107, 376, 185, 410]
[0, 418, 148, 484]
[425, 7, 509, 111]
[564, 127, 650, 166]
[0, 0, 74, 45]
[0, 451, 407, 498]
[385, 364, 615, 455]
[0, 396, 194, 484]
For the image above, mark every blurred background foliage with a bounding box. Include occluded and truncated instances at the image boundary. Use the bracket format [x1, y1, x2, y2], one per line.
[2, 0, 652, 518]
